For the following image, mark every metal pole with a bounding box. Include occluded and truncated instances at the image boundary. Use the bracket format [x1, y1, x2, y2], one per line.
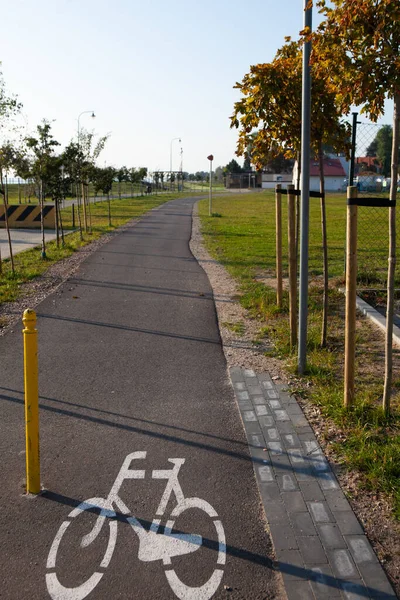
[23, 309, 40, 494]
[298, 0, 312, 374]
[349, 112, 358, 186]
[209, 161, 213, 215]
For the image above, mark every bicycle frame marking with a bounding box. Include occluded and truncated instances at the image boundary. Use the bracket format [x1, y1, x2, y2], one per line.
[46, 452, 226, 600]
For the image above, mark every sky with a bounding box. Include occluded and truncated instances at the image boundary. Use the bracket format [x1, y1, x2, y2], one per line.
[1, 0, 394, 174]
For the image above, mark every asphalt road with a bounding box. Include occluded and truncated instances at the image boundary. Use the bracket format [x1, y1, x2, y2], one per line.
[0, 197, 277, 599]
[0, 229, 58, 259]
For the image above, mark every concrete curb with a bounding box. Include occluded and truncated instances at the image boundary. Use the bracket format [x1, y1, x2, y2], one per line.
[355, 295, 400, 348]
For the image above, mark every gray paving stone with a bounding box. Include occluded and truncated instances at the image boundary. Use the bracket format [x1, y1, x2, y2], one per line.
[339, 579, 371, 600]
[268, 441, 283, 455]
[245, 377, 259, 387]
[255, 404, 269, 416]
[298, 431, 319, 443]
[291, 414, 310, 427]
[249, 445, 269, 462]
[284, 581, 315, 600]
[263, 498, 288, 524]
[309, 453, 330, 473]
[282, 491, 307, 513]
[288, 448, 307, 467]
[317, 524, 347, 550]
[252, 395, 267, 405]
[277, 549, 305, 582]
[259, 482, 281, 503]
[267, 389, 280, 399]
[270, 451, 292, 470]
[299, 481, 325, 502]
[237, 390, 251, 401]
[308, 565, 342, 598]
[328, 548, 360, 580]
[357, 561, 397, 599]
[345, 535, 378, 565]
[269, 399, 282, 409]
[275, 409, 290, 421]
[277, 473, 299, 492]
[257, 465, 275, 483]
[294, 467, 316, 482]
[230, 367, 245, 382]
[282, 433, 302, 449]
[259, 415, 275, 428]
[249, 434, 264, 448]
[237, 401, 254, 411]
[248, 385, 263, 396]
[324, 489, 352, 512]
[318, 470, 340, 490]
[266, 427, 280, 441]
[243, 421, 263, 436]
[233, 381, 246, 391]
[287, 403, 304, 416]
[308, 501, 335, 523]
[291, 512, 318, 537]
[297, 535, 328, 565]
[243, 410, 256, 421]
[261, 380, 274, 389]
[276, 420, 296, 434]
[333, 510, 364, 535]
[295, 425, 314, 435]
[244, 368, 256, 377]
[269, 521, 298, 550]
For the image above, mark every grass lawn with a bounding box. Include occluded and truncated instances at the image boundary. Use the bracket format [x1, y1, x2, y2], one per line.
[0, 192, 193, 307]
[199, 190, 400, 518]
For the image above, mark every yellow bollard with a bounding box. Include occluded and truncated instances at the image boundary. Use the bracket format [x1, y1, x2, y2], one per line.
[23, 309, 40, 494]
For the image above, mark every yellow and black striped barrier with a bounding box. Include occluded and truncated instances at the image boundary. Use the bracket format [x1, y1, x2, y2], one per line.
[0, 204, 55, 229]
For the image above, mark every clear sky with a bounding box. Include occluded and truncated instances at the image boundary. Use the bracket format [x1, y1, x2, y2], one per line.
[1, 0, 393, 174]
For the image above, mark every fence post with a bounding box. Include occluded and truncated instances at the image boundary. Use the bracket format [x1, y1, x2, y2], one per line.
[275, 184, 283, 308]
[23, 309, 40, 494]
[288, 184, 297, 348]
[72, 203, 75, 229]
[344, 186, 358, 408]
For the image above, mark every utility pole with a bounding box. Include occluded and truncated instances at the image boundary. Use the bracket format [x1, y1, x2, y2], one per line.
[298, 0, 312, 374]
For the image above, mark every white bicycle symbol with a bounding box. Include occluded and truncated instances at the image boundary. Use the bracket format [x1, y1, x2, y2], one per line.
[46, 452, 226, 600]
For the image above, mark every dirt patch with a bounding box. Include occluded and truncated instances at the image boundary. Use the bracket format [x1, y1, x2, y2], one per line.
[190, 202, 400, 597]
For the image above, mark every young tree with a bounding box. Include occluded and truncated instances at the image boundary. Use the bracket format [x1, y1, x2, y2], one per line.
[0, 67, 22, 272]
[365, 125, 398, 177]
[313, 0, 400, 413]
[26, 120, 60, 258]
[78, 129, 109, 231]
[231, 38, 350, 347]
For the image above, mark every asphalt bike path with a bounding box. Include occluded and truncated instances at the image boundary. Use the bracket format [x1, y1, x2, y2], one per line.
[0, 197, 278, 599]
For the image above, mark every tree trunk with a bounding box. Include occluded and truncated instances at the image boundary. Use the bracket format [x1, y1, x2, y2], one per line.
[86, 184, 92, 233]
[76, 178, 83, 240]
[81, 181, 88, 232]
[382, 93, 400, 415]
[40, 179, 46, 259]
[108, 193, 111, 227]
[2, 171, 15, 273]
[318, 143, 328, 348]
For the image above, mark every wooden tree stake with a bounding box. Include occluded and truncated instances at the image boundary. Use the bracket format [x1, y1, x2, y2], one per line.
[275, 184, 283, 308]
[344, 186, 358, 408]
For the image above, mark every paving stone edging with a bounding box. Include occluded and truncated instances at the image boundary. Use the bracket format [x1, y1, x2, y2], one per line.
[230, 366, 397, 600]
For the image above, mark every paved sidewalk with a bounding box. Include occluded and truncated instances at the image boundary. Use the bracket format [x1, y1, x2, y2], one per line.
[231, 367, 396, 600]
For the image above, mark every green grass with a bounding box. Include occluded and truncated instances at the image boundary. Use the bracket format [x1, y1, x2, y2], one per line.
[0, 192, 194, 307]
[199, 191, 400, 518]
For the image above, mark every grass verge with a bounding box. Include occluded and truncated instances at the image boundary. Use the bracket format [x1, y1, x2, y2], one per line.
[199, 191, 400, 519]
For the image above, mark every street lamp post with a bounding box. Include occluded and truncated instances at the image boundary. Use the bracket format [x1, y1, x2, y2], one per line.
[207, 155, 214, 216]
[77, 111, 95, 233]
[170, 137, 181, 191]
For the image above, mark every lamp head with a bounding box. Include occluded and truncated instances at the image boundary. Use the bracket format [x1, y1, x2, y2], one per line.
[91, 112, 96, 119]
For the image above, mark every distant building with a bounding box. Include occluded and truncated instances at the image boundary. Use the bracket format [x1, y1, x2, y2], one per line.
[225, 171, 261, 189]
[293, 157, 348, 192]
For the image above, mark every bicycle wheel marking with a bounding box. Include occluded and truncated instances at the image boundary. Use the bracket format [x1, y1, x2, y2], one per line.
[46, 452, 226, 600]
